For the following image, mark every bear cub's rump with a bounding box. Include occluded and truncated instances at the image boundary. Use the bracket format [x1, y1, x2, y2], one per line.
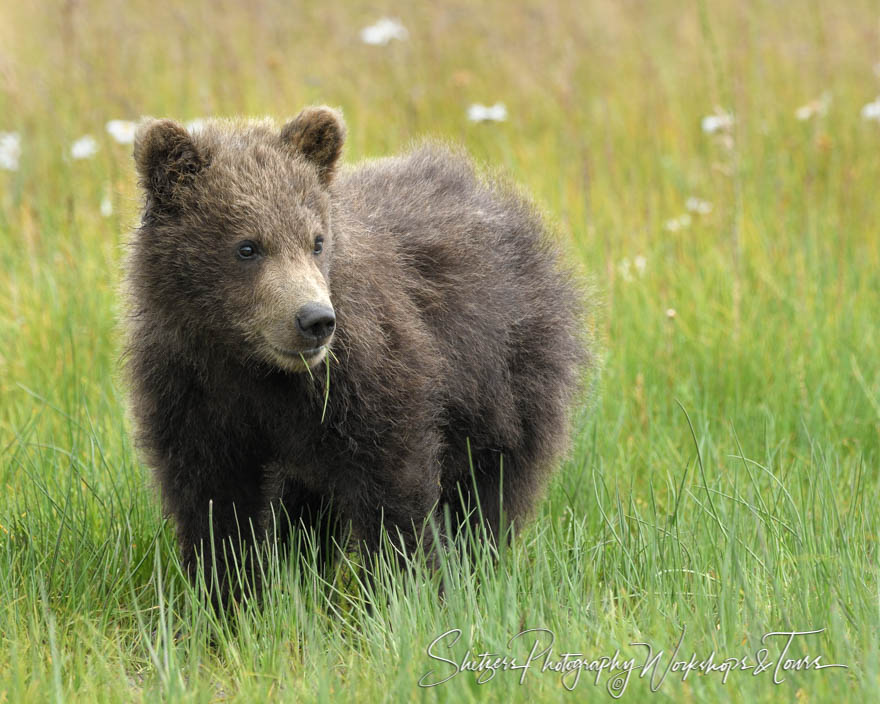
[124, 106, 588, 602]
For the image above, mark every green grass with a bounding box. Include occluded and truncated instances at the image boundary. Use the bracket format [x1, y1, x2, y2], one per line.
[1, 0, 878, 701]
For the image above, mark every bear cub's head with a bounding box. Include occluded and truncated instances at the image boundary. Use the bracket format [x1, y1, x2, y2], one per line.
[131, 107, 346, 373]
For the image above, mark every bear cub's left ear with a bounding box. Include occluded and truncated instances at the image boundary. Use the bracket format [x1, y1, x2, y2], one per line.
[133, 118, 206, 208]
[280, 106, 346, 186]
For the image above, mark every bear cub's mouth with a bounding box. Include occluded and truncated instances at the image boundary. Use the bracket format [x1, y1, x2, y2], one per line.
[268, 343, 327, 360]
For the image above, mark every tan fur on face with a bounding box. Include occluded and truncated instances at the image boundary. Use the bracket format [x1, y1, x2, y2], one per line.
[253, 253, 334, 372]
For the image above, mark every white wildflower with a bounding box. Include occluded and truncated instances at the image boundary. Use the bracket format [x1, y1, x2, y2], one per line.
[634, 255, 647, 275]
[861, 98, 880, 122]
[664, 214, 692, 232]
[186, 118, 208, 133]
[105, 119, 137, 144]
[71, 135, 99, 160]
[467, 102, 508, 122]
[685, 197, 713, 215]
[100, 188, 113, 217]
[701, 111, 734, 134]
[794, 93, 831, 121]
[618, 255, 646, 281]
[666, 308, 677, 319]
[360, 18, 408, 46]
[0, 132, 21, 171]
[794, 105, 813, 121]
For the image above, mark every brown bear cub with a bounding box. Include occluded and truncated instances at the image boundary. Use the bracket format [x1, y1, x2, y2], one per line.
[124, 106, 587, 604]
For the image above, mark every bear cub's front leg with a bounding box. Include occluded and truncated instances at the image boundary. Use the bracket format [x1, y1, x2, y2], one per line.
[159, 457, 269, 608]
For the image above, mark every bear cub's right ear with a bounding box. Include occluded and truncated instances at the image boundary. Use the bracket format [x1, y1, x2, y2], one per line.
[280, 106, 346, 186]
[134, 119, 206, 206]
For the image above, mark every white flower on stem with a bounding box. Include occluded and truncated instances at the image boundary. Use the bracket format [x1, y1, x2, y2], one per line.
[794, 93, 831, 121]
[618, 257, 633, 282]
[467, 103, 507, 122]
[0, 132, 21, 171]
[701, 111, 734, 134]
[664, 214, 692, 232]
[861, 98, 880, 122]
[105, 120, 137, 144]
[634, 255, 647, 275]
[666, 308, 677, 319]
[71, 135, 99, 160]
[100, 186, 113, 217]
[186, 118, 208, 133]
[360, 18, 408, 46]
[685, 197, 713, 215]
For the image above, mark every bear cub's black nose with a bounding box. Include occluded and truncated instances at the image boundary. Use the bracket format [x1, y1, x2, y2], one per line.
[296, 303, 336, 342]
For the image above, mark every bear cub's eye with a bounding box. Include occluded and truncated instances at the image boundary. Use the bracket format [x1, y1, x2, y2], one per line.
[236, 241, 260, 260]
[313, 236, 324, 255]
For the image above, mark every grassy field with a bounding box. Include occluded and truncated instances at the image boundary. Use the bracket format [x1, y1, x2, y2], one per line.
[1, 0, 879, 701]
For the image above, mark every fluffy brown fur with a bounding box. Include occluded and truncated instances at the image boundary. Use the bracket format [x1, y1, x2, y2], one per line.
[124, 106, 589, 604]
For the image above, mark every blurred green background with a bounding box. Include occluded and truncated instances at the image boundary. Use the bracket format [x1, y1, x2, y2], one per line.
[0, 1, 878, 702]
